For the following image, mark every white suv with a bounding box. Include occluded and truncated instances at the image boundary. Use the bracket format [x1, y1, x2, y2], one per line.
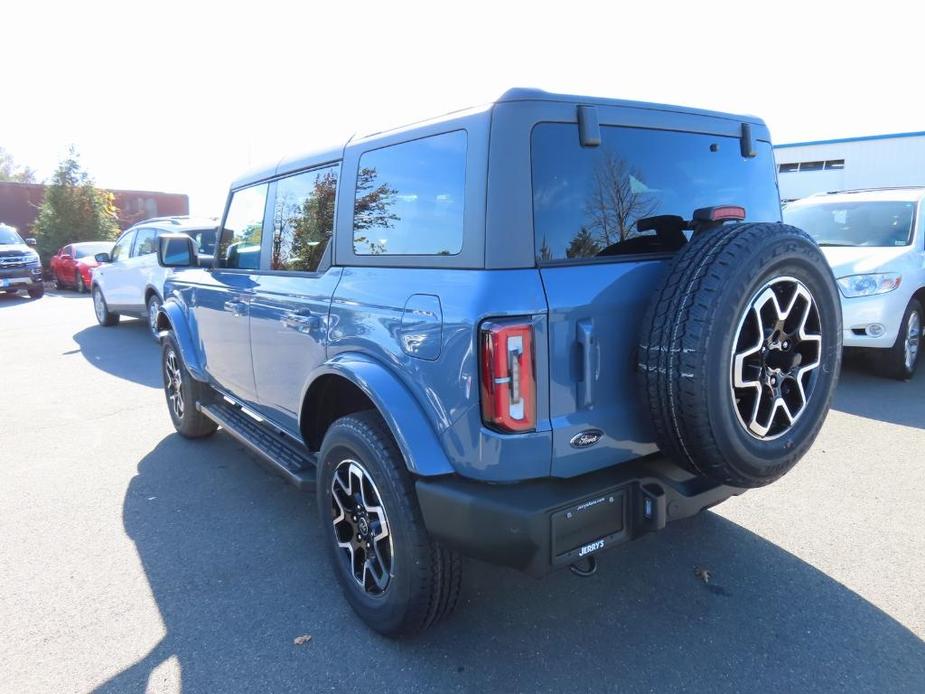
[91, 217, 217, 337]
[784, 187, 924, 379]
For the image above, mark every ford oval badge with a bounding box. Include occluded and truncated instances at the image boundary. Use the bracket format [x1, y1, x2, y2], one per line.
[570, 430, 603, 448]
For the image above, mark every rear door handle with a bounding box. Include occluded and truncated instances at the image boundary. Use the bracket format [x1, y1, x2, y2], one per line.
[223, 299, 248, 316]
[281, 310, 320, 333]
[577, 319, 597, 409]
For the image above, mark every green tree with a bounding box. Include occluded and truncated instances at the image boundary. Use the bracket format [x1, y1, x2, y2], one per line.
[32, 147, 120, 261]
[352, 167, 399, 254]
[0, 147, 37, 183]
[566, 226, 602, 259]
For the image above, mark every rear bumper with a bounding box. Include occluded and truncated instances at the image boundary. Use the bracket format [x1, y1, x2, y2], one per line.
[416, 455, 742, 577]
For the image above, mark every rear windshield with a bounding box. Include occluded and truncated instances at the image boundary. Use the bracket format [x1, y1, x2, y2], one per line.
[783, 200, 916, 247]
[74, 242, 113, 258]
[531, 123, 781, 263]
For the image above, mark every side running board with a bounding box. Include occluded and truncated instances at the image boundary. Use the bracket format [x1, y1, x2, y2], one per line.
[200, 401, 316, 490]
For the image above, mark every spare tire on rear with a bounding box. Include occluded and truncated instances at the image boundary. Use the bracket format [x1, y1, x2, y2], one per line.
[638, 222, 841, 488]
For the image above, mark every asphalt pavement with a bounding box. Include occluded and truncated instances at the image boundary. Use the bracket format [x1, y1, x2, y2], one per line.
[1, 290, 923, 693]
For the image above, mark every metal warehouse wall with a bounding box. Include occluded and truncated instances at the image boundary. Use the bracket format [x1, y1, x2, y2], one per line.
[774, 133, 925, 201]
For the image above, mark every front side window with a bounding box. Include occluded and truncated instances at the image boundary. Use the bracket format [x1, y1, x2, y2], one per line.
[353, 130, 466, 256]
[111, 231, 135, 262]
[783, 200, 916, 247]
[532, 124, 781, 263]
[272, 165, 338, 272]
[132, 228, 158, 257]
[219, 183, 268, 269]
[74, 243, 112, 259]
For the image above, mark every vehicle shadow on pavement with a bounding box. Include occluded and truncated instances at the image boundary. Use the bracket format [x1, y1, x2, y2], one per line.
[72, 322, 161, 389]
[96, 434, 925, 693]
[0, 291, 38, 306]
[831, 350, 925, 429]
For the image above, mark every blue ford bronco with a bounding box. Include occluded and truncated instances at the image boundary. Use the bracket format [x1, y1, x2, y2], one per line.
[154, 89, 842, 636]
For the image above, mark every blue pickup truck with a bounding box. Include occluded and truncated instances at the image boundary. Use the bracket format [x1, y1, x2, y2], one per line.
[153, 89, 842, 636]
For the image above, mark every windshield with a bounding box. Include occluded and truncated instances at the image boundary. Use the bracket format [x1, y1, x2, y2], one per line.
[74, 242, 114, 258]
[0, 226, 25, 245]
[783, 200, 916, 247]
[531, 123, 781, 263]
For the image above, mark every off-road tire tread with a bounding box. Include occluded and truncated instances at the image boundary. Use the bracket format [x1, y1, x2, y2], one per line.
[324, 411, 461, 636]
[161, 334, 216, 438]
[639, 222, 838, 487]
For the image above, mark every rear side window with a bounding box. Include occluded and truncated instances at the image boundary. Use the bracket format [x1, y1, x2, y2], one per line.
[271, 164, 338, 272]
[532, 124, 781, 263]
[132, 228, 158, 257]
[353, 130, 466, 256]
[219, 183, 268, 269]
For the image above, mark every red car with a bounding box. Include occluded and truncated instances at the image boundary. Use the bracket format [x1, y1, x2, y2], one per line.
[50, 241, 114, 293]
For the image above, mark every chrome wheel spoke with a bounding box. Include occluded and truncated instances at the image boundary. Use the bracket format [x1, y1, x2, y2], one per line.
[330, 459, 393, 595]
[731, 277, 822, 440]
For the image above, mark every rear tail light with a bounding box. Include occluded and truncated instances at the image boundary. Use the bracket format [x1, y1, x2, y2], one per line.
[480, 320, 536, 433]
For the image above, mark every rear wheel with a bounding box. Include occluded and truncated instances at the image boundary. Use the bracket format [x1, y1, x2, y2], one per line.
[92, 286, 119, 327]
[146, 294, 163, 341]
[874, 299, 921, 380]
[75, 271, 87, 294]
[161, 334, 216, 438]
[317, 411, 461, 637]
[638, 222, 842, 488]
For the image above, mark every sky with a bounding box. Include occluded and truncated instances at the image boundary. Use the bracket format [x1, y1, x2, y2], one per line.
[3, 0, 923, 216]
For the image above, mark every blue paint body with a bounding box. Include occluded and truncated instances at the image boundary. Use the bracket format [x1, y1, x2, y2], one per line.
[161, 88, 780, 483]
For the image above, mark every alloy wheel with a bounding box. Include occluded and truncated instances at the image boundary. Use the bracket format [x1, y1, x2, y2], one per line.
[905, 310, 921, 372]
[149, 300, 160, 337]
[330, 459, 393, 595]
[731, 277, 822, 439]
[164, 349, 185, 420]
[93, 288, 106, 323]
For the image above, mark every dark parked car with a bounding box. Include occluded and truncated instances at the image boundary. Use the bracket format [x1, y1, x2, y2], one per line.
[152, 89, 842, 636]
[0, 223, 43, 299]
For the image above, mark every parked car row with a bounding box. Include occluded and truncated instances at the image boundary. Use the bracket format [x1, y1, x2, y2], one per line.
[14, 89, 922, 638]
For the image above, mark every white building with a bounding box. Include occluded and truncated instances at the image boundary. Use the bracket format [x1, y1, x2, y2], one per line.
[774, 131, 925, 202]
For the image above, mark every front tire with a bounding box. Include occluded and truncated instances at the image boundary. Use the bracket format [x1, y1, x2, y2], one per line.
[92, 286, 119, 327]
[161, 334, 216, 438]
[28, 285, 44, 299]
[317, 411, 461, 637]
[874, 299, 921, 380]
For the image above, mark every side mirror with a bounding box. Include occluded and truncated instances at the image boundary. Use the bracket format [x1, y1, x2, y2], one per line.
[94, 252, 111, 263]
[25, 237, 37, 247]
[157, 233, 197, 268]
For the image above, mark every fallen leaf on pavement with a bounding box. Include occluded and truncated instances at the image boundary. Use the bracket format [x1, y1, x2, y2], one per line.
[694, 567, 712, 584]
[293, 634, 312, 646]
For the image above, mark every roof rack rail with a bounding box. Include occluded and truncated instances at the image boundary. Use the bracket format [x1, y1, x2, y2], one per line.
[821, 186, 925, 195]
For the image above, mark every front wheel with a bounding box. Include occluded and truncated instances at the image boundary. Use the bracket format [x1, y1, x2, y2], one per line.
[874, 299, 921, 380]
[28, 285, 44, 299]
[317, 411, 461, 637]
[161, 334, 216, 438]
[92, 286, 119, 327]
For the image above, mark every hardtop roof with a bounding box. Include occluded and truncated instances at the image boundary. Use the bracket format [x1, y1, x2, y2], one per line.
[230, 88, 767, 190]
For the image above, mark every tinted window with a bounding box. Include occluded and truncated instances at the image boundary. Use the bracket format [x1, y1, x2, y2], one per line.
[188, 228, 217, 255]
[272, 165, 338, 272]
[111, 231, 135, 262]
[532, 124, 781, 263]
[783, 200, 916, 247]
[74, 243, 112, 259]
[219, 184, 268, 269]
[353, 131, 466, 256]
[132, 228, 158, 257]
